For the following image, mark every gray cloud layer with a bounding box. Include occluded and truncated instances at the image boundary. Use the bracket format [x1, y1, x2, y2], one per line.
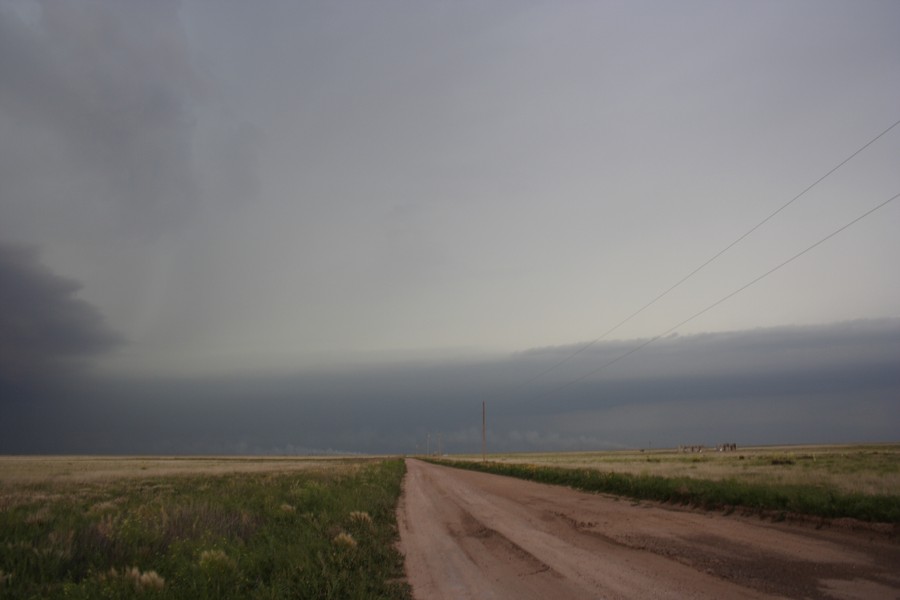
[0, 0, 199, 239]
[4, 0, 898, 374]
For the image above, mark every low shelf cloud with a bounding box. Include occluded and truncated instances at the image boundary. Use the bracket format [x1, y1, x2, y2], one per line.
[2, 300, 898, 453]
[1, 1, 898, 454]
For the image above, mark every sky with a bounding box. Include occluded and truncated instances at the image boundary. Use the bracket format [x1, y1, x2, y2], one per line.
[1, 0, 899, 454]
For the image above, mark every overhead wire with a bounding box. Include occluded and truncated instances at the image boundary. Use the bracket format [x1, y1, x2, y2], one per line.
[531, 190, 900, 402]
[515, 118, 900, 391]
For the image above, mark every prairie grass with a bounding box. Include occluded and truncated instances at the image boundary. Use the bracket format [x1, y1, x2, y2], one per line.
[456, 444, 900, 494]
[0, 455, 349, 485]
[439, 443, 900, 524]
[0, 457, 410, 599]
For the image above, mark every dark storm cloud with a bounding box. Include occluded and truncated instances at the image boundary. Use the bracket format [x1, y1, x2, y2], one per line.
[0, 241, 120, 389]
[0, 0, 200, 237]
[487, 320, 900, 449]
[523, 320, 900, 382]
[2, 320, 897, 454]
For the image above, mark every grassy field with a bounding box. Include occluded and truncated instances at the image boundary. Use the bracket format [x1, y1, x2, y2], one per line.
[438, 443, 900, 524]
[0, 456, 411, 599]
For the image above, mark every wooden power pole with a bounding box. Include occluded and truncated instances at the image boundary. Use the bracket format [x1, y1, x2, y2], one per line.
[482, 401, 486, 462]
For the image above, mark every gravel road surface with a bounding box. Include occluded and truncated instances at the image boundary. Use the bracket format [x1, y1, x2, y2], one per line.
[397, 459, 899, 599]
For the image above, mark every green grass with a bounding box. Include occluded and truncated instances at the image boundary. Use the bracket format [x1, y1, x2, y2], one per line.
[432, 455, 900, 524]
[0, 458, 411, 599]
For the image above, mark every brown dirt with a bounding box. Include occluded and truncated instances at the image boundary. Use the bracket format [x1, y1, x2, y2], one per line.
[397, 459, 900, 599]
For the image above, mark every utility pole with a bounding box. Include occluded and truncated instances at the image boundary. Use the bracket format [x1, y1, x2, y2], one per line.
[482, 401, 486, 463]
[426, 433, 430, 456]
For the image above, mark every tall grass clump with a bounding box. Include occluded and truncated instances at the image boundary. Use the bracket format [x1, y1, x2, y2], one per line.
[0, 458, 411, 599]
[432, 459, 900, 524]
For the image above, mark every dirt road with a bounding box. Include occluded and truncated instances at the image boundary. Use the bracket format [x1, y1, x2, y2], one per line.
[397, 459, 899, 599]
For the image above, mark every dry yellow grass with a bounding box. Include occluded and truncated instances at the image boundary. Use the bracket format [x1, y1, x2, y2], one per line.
[349, 510, 373, 526]
[99, 566, 166, 591]
[198, 549, 236, 570]
[0, 455, 355, 484]
[455, 443, 900, 496]
[332, 531, 358, 549]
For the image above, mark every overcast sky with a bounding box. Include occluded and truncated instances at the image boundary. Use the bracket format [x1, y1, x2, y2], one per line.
[1, 0, 898, 454]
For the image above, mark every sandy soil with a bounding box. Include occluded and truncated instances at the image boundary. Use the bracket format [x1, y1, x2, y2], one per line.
[397, 459, 900, 599]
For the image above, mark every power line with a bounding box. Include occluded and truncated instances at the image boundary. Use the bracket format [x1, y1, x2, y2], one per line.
[532, 190, 900, 401]
[516, 118, 900, 390]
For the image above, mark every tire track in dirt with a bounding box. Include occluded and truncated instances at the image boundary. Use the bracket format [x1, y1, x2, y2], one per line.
[397, 459, 900, 599]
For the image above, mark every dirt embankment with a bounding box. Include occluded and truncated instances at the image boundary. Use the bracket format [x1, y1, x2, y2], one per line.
[397, 459, 900, 599]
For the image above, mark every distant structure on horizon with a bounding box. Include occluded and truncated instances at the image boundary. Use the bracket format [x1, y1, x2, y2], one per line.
[678, 444, 738, 453]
